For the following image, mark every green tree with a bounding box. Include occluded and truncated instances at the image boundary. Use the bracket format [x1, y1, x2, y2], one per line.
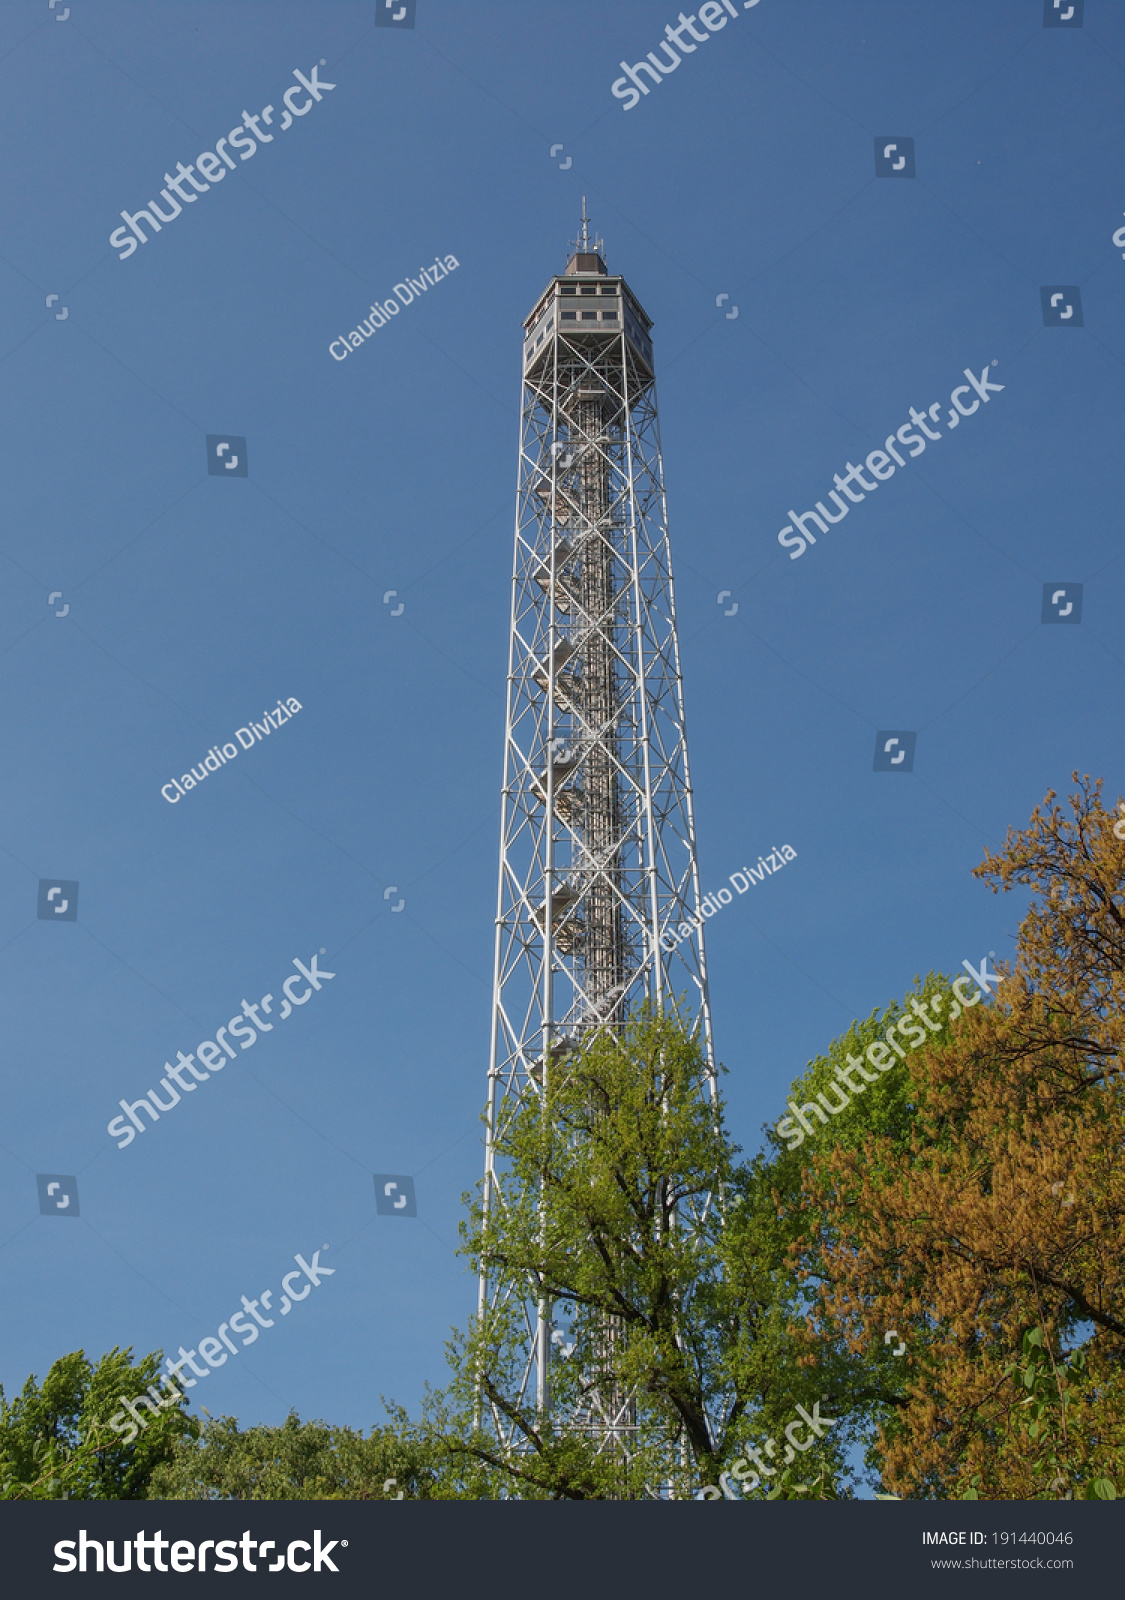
[987, 1327, 1114, 1501]
[438, 993, 968, 1500]
[150, 1407, 444, 1500]
[0, 1347, 194, 1500]
[443, 1002, 822, 1498]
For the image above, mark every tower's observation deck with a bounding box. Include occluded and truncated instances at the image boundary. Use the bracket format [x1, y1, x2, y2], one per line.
[523, 249, 653, 379]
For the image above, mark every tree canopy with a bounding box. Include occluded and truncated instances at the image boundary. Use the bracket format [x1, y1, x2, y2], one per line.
[798, 775, 1125, 1499]
[150, 1409, 441, 1500]
[0, 1347, 194, 1500]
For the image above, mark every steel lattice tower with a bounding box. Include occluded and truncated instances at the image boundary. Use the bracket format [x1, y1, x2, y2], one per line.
[479, 208, 716, 1451]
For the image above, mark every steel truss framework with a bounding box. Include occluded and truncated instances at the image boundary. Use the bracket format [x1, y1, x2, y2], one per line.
[479, 233, 716, 1460]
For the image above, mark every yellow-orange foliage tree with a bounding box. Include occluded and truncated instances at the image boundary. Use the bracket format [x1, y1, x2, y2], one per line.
[800, 775, 1125, 1498]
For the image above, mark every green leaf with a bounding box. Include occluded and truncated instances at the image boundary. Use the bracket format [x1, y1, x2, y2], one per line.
[1084, 1478, 1116, 1500]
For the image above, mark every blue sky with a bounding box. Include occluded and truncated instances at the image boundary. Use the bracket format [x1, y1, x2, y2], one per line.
[1, 0, 1123, 1438]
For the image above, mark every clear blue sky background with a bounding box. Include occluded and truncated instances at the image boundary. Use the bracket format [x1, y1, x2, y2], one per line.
[2, 0, 1123, 1440]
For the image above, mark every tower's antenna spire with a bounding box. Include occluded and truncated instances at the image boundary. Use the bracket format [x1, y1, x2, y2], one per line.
[568, 198, 604, 263]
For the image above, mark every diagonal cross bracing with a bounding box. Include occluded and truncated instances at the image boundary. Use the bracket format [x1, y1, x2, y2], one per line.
[479, 233, 716, 1454]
